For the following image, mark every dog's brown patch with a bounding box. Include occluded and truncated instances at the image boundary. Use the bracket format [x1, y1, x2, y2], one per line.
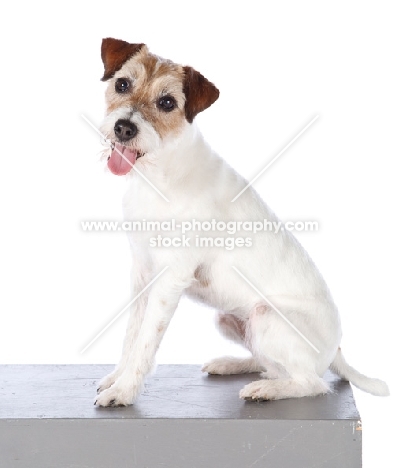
[256, 304, 270, 314]
[194, 264, 210, 287]
[183, 66, 220, 123]
[101, 38, 145, 81]
[218, 313, 246, 340]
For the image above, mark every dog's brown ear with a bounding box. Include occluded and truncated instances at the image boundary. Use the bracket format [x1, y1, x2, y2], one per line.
[183, 66, 219, 123]
[101, 38, 145, 81]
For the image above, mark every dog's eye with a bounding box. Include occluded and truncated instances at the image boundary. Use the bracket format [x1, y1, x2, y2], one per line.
[157, 96, 176, 112]
[115, 78, 130, 93]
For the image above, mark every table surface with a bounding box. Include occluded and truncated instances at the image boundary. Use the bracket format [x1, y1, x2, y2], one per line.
[0, 364, 360, 421]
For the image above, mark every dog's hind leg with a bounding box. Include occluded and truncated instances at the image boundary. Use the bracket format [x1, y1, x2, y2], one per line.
[202, 312, 265, 375]
[239, 373, 329, 400]
[239, 303, 329, 400]
[214, 312, 247, 346]
[202, 355, 264, 375]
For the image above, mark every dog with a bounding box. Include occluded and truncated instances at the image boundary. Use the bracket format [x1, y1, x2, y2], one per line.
[94, 38, 389, 406]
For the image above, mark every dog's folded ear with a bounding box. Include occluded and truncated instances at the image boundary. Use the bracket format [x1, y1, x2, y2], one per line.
[101, 38, 145, 81]
[183, 66, 219, 123]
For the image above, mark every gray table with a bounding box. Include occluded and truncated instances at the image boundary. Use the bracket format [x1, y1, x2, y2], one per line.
[0, 364, 361, 467]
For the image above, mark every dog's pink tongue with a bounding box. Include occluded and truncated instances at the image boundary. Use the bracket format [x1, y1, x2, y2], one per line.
[108, 143, 137, 175]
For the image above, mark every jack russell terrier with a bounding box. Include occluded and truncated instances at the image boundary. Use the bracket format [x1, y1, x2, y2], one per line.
[94, 38, 389, 406]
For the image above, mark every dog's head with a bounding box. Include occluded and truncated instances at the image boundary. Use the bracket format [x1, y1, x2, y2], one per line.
[99, 38, 219, 175]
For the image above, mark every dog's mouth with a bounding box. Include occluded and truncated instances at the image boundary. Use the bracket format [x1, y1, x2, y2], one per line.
[107, 142, 145, 176]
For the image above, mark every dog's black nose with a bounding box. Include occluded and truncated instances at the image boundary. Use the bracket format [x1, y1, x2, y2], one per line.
[114, 119, 138, 142]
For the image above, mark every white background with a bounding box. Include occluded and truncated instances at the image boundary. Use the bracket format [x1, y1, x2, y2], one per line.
[0, 1, 393, 466]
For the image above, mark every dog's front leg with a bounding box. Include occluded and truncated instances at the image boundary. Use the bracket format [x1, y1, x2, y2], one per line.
[94, 268, 192, 407]
[97, 258, 149, 394]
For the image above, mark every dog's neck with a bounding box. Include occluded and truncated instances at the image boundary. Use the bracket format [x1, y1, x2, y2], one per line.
[123, 121, 228, 209]
[144, 122, 214, 180]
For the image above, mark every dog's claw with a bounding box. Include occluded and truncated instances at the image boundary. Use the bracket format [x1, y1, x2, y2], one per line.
[243, 396, 266, 402]
[107, 398, 126, 407]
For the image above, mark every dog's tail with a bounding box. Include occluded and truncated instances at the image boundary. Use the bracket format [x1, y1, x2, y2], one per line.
[330, 347, 390, 396]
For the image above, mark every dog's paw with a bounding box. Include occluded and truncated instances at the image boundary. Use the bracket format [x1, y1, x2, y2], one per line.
[202, 357, 242, 375]
[97, 372, 119, 394]
[202, 356, 264, 375]
[239, 380, 275, 401]
[94, 383, 137, 407]
[241, 377, 329, 401]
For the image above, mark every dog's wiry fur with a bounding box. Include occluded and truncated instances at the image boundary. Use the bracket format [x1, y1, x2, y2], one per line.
[94, 38, 389, 406]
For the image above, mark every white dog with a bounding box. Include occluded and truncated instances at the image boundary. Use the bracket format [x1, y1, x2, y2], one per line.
[94, 38, 389, 406]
